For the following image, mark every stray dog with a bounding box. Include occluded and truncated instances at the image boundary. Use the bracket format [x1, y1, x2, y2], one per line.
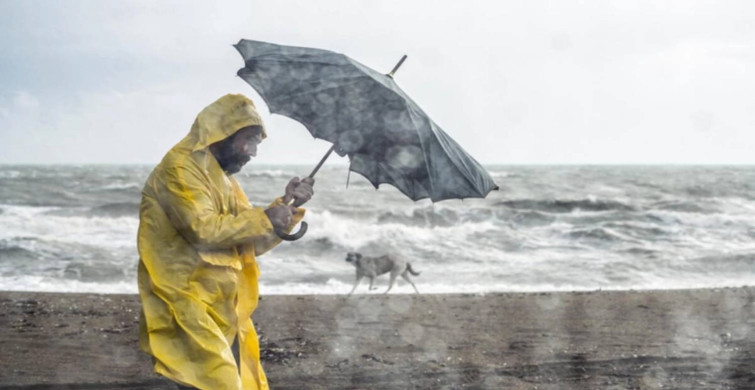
[345, 252, 420, 295]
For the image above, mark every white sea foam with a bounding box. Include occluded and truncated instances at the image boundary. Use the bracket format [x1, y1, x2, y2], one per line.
[0, 274, 137, 294]
[0, 170, 21, 179]
[239, 169, 296, 178]
[0, 204, 138, 249]
[98, 182, 141, 191]
[2, 272, 750, 296]
[300, 209, 498, 250]
[257, 278, 754, 296]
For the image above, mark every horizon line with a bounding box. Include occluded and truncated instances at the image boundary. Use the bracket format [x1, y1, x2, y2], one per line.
[1, 162, 754, 167]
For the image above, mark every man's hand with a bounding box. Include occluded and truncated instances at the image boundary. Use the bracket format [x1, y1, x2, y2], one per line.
[265, 205, 295, 231]
[283, 177, 315, 207]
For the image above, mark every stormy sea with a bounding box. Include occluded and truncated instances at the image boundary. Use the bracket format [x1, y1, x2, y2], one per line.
[1, 164, 753, 294]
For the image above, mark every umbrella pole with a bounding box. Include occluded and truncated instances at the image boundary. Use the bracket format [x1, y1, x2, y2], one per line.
[308, 144, 336, 178]
[308, 54, 407, 178]
[275, 144, 334, 241]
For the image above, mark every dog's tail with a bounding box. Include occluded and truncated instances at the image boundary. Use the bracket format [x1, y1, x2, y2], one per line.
[407, 263, 420, 276]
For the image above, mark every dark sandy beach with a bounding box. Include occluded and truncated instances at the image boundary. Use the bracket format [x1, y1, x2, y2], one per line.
[1, 288, 754, 389]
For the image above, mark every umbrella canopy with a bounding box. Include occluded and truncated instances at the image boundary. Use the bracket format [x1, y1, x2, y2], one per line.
[234, 39, 498, 202]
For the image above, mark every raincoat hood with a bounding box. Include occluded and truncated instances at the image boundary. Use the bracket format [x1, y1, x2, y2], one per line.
[185, 93, 267, 152]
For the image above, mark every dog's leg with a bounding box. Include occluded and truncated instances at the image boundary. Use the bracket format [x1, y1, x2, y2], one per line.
[401, 272, 420, 294]
[348, 276, 363, 295]
[385, 270, 400, 294]
[368, 275, 377, 290]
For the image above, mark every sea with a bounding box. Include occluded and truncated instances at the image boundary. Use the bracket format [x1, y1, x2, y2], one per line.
[1, 164, 754, 295]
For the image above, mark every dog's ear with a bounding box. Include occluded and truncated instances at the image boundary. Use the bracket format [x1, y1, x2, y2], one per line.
[356, 252, 362, 260]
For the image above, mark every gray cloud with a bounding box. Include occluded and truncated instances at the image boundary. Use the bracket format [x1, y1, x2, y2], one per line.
[1, 0, 754, 164]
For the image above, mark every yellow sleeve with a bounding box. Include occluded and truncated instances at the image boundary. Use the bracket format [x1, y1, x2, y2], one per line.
[156, 165, 275, 250]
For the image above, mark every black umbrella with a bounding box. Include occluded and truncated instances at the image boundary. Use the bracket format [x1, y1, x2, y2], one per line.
[234, 39, 498, 240]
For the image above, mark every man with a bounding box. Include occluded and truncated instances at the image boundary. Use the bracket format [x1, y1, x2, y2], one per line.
[137, 94, 313, 389]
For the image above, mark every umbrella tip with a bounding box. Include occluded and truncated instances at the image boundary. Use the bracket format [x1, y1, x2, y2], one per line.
[387, 54, 408, 78]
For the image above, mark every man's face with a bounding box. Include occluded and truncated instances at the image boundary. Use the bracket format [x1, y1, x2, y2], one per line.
[211, 126, 263, 174]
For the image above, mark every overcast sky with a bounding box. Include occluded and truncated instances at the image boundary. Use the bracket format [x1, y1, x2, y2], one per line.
[1, 1, 753, 165]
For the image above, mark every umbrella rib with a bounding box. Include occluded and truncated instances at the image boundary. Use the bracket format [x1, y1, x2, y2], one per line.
[403, 107, 437, 200]
[249, 56, 353, 68]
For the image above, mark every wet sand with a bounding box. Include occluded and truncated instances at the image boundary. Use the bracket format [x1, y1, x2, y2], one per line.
[1, 288, 754, 389]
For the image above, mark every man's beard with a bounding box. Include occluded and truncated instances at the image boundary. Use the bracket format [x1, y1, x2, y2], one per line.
[213, 144, 251, 175]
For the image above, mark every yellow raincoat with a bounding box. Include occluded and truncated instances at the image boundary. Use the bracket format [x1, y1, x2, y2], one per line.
[137, 94, 303, 389]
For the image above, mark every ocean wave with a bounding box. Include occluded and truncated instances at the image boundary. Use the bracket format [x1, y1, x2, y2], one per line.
[299, 209, 499, 255]
[1, 205, 138, 250]
[96, 182, 142, 191]
[622, 246, 660, 257]
[500, 198, 635, 213]
[42, 202, 141, 218]
[256, 279, 542, 295]
[63, 261, 129, 282]
[376, 207, 505, 228]
[378, 208, 463, 227]
[88, 202, 140, 217]
[566, 227, 634, 242]
[239, 169, 295, 179]
[0, 244, 38, 260]
[0, 236, 109, 265]
[718, 197, 755, 213]
[258, 277, 753, 295]
[509, 210, 557, 227]
[651, 200, 715, 214]
[0, 170, 22, 179]
[1, 204, 60, 219]
[2, 165, 754, 294]
[678, 251, 755, 273]
[602, 222, 670, 238]
[469, 229, 534, 252]
[1, 273, 746, 295]
[270, 236, 349, 259]
[684, 185, 720, 198]
[0, 275, 137, 294]
[489, 171, 510, 178]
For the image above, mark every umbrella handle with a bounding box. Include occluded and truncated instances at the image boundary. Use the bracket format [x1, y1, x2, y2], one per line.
[275, 196, 309, 241]
[275, 221, 308, 241]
